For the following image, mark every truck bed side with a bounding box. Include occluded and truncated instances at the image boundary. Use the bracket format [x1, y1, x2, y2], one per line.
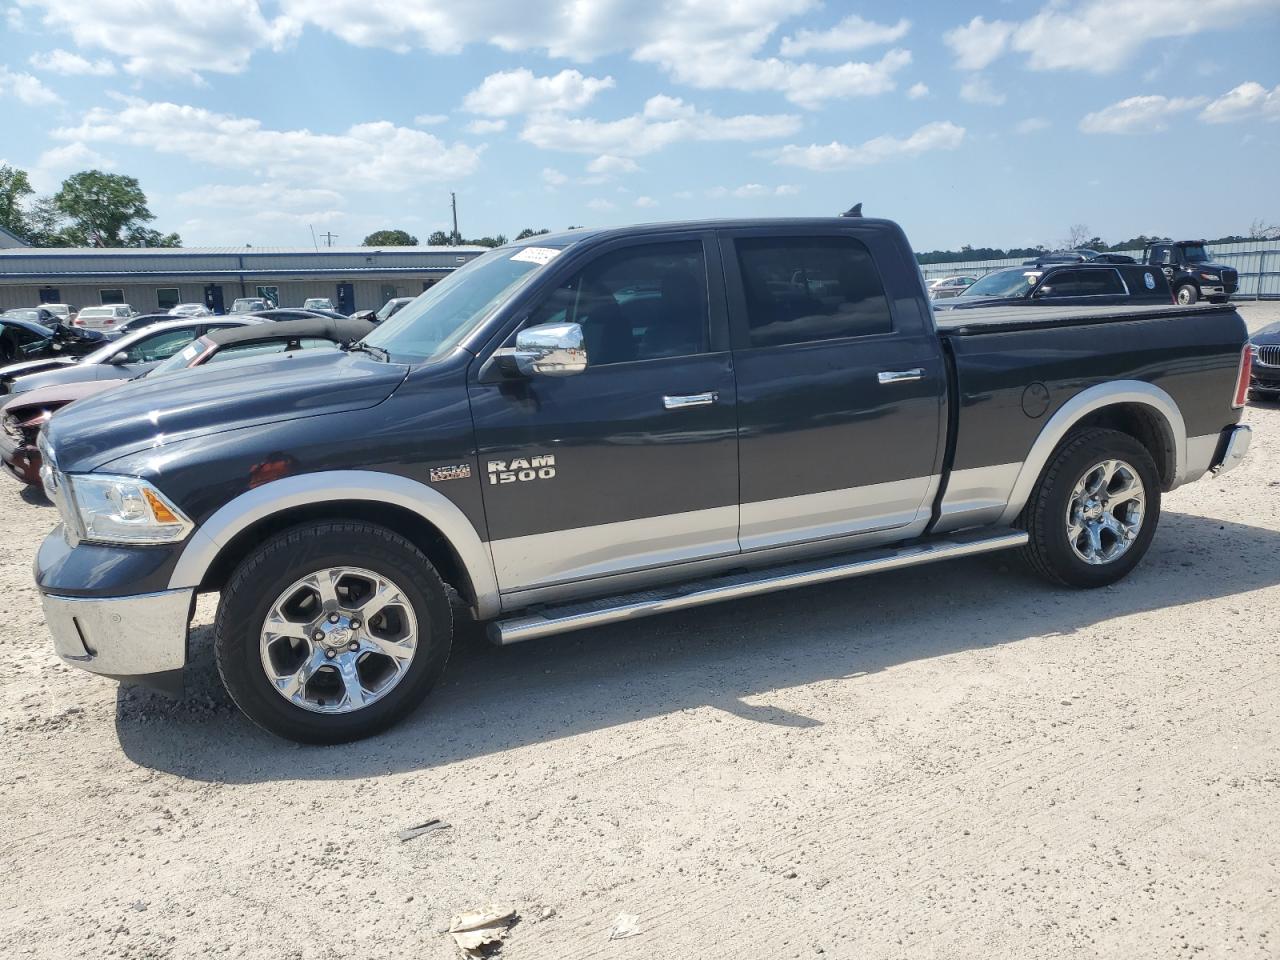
[932, 303, 1247, 533]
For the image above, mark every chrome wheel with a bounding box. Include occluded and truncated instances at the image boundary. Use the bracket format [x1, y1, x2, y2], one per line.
[259, 566, 419, 714]
[1176, 286, 1196, 305]
[1065, 459, 1146, 565]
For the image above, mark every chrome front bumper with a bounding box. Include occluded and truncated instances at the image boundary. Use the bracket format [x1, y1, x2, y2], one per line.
[1211, 424, 1251, 476]
[42, 588, 192, 680]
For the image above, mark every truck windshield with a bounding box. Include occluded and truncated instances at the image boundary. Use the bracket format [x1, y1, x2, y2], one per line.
[1181, 245, 1210, 263]
[360, 246, 563, 362]
[956, 268, 1041, 299]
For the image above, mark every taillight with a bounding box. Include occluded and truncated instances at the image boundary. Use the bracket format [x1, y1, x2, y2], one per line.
[73, 318, 83, 326]
[1232, 344, 1251, 409]
[104, 319, 114, 325]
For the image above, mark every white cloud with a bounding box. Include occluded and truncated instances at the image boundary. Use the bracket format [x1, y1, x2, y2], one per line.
[1016, 117, 1050, 134]
[944, 0, 1275, 75]
[414, 113, 448, 126]
[465, 118, 507, 134]
[1199, 81, 1280, 123]
[1079, 95, 1207, 134]
[587, 198, 616, 212]
[541, 167, 568, 186]
[774, 120, 965, 171]
[907, 81, 928, 99]
[779, 14, 909, 56]
[586, 154, 640, 176]
[462, 68, 614, 116]
[709, 183, 800, 198]
[53, 98, 485, 191]
[634, 196, 657, 208]
[29, 48, 116, 75]
[0, 65, 62, 105]
[17, 0, 299, 82]
[959, 75, 1005, 106]
[177, 183, 345, 210]
[943, 17, 1013, 71]
[521, 94, 801, 157]
[28, 141, 116, 190]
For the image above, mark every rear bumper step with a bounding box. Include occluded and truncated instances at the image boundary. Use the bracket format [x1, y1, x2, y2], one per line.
[489, 527, 1028, 645]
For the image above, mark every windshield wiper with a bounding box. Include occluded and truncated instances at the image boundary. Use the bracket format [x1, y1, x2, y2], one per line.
[345, 341, 390, 362]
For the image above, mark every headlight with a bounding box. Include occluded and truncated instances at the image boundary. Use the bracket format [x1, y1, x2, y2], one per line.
[66, 474, 193, 544]
[1200, 273, 1220, 281]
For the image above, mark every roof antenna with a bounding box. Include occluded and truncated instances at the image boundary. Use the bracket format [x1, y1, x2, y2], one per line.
[840, 202, 862, 218]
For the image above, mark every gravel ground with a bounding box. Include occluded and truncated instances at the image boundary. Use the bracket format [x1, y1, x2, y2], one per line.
[2, 303, 1278, 960]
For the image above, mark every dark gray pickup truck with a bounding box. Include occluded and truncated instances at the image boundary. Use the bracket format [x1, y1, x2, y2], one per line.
[33, 217, 1253, 742]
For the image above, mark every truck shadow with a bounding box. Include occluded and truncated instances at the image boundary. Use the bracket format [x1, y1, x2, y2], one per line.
[116, 509, 1280, 782]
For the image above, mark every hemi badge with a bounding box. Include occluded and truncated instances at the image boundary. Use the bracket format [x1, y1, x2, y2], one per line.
[429, 463, 472, 482]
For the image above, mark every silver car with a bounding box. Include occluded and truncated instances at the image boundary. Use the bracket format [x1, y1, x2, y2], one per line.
[928, 276, 978, 300]
[75, 304, 135, 331]
[169, 303, 212, 317]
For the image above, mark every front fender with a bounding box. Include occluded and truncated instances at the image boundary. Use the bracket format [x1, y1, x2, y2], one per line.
[167, 470, 501, 618]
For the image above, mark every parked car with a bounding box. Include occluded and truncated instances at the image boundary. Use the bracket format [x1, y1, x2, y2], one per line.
[74, 304, 135, 331]
[41, 303, 78, 325]
[230, 298, 270, 314]
[3, 306, 60, 328]
[106, 313, 184, 340]
[302, 298, 336, 311]
[0, 318, 106, 390]
[6, 317, 257, 396]
[935, 262, 1174, 311]
[169, 303, 212, 317]
[33, 217, 1251, 743]
[1248, 321, 1280, 401]
[2, 317, 373, 485]
[1141, 239, 1238, 304]
[927, 276, 977, 300]
[1086, 253, 1137, 264]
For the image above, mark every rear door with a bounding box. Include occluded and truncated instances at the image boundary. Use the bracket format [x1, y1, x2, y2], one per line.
[720, 225, 946, 551]
[469, 233, 739, 596]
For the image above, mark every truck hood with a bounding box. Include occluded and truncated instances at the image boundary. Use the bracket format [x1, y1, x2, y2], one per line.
[1252, 321, 1280, 345]
[45, 349, 410, 473]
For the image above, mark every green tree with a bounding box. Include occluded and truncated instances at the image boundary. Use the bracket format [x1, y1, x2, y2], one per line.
[362, 229, 418, 246]
[427, 230, 451, 245]
[53, 170, 158, 247]
[126, 226, 182, 248]
[514, 227, 550, 241]
[23, 196, 75, 247]
[0, 164, 33, 239]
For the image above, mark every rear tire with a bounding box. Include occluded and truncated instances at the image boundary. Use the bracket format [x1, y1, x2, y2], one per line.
[1175, 283, 1199, 305]
[215, 521, 453, 744]
[1017, 428, 1161, 588]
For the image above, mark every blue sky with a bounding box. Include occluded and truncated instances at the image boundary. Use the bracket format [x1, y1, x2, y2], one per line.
[1, 0, 1277, 251]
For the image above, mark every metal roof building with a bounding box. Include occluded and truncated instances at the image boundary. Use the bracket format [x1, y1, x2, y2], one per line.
[0, 245, 486, 314]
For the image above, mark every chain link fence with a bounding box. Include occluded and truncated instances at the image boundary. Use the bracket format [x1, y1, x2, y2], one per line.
[920, 238, 1280, 299]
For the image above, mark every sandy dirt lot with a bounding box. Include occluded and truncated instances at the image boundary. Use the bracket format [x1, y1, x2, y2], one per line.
[2, 304, 1277, 960]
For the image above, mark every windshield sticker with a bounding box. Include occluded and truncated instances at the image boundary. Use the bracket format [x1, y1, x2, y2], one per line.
[1144, 272, 1156, 289]
[510, 247, 561, 265]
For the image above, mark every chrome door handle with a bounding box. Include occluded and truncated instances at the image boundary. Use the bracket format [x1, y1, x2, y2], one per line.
[877, 368, 924, 384]
[663, 391, 718, 409]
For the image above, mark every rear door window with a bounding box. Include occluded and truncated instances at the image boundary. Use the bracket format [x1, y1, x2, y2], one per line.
[733, 236, 892, 347]
[123, 328, 199, 362]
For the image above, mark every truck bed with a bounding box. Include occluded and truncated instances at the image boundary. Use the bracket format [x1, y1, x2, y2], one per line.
[934, 301, 1237, 336]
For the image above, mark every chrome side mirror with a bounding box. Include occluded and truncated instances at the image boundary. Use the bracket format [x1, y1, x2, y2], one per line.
[512, 322, 587, 377]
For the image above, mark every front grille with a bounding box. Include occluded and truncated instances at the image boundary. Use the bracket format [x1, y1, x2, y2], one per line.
[1257, 344, 1280, 367]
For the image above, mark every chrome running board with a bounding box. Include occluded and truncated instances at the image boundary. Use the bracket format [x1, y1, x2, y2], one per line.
[489, 527, 1028, 645]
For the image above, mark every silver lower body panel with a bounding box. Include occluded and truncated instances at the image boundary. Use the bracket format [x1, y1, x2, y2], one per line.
[1211, 424, 1251, 476]
[490, 527, 1028, 645]
[42, 588, 192, 678]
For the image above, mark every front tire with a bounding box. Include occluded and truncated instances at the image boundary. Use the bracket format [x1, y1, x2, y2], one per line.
[1175, 283, 1200, 305]
[1017, 428, 1161, 588]
[215, 521, 453, 744]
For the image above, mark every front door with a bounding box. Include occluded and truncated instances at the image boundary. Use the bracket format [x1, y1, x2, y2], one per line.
[469, 234, 739, 596]
[204, 284, 225, 314]
[720, 228, 945, 551]
[336, 283, 355, 315]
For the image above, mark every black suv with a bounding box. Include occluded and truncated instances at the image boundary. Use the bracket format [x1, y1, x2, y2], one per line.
[1141, 240, 1238, 304]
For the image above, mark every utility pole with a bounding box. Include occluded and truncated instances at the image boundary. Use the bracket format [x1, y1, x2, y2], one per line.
[450, 192, 459, 245]
[320, 231, 338, 247]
